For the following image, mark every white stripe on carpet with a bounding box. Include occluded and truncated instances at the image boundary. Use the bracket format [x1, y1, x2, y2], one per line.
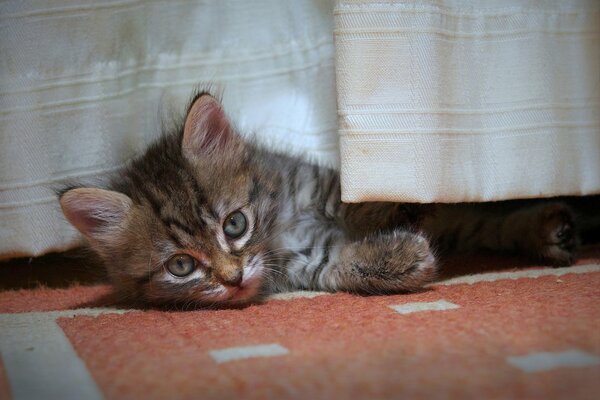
[0, 308, 132, 400]
[389, 299, 460, 315]
[209, 343, 289, 364]
[268, 290, 330, 300]
[435, 264, 600, 286]
[507, 350, 600, 372]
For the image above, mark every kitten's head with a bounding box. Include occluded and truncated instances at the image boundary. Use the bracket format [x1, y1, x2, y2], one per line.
[59, 93, 280, 307]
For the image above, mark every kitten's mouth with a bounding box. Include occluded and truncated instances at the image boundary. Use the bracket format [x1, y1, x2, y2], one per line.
[227, 286, 248, 300]
[226, 282, 258, 302]
[208, 258, 264, 304]
[225, 275, 262, 303]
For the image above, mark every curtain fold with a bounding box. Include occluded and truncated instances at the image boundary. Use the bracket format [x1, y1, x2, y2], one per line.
[335, 0, 600, 203]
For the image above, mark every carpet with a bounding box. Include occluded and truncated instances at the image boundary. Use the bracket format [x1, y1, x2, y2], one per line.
[1, 248, 599, 400]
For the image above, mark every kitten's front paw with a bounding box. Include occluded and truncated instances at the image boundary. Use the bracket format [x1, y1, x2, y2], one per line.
[535, 203, 578, 266]
[349, 230, 437, 293]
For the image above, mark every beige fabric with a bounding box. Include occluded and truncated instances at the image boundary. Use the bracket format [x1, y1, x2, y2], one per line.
[3, 0, 599, 259]
[0, 0, 337, 259]
[335, 0, 600, 203]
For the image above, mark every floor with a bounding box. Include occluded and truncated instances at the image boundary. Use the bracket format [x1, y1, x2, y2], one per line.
[0, 248, 599, 400]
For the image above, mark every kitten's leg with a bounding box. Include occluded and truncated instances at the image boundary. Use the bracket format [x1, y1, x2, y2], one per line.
[503, 202, 577, 266]
[285, 229, 436, 293]
[430, 202, 577, 266]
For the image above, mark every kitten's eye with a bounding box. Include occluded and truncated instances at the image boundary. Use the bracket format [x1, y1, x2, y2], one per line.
[223, 211, 247, 239]
[166, 254, 196, 277]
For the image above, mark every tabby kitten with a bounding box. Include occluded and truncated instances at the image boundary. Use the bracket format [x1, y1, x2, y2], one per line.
[59, 93, 578, 306]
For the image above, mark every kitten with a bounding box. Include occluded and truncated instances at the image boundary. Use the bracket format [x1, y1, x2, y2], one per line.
[58, 92, 580, 307]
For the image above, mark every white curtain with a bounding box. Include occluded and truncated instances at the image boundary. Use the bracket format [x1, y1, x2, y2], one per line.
[335, 0, 600, 203]
[2, 0, 599, 259]
[0, 0, 338, 259]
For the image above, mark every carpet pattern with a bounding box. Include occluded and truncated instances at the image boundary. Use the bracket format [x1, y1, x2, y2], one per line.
[1, 250, 599, 400]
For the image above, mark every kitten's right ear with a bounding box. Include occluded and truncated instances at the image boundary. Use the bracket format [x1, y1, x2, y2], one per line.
[59, 188, 132, 239]
[182, 93, 238, 158]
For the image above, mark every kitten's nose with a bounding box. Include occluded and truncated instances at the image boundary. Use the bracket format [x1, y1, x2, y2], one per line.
[219, 270, 243, 287]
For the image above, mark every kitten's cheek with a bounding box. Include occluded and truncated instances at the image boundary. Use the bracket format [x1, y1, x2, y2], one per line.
[243, 264, 259, 282]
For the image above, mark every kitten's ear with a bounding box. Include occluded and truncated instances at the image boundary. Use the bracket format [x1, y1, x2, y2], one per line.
[60, 188, 132, 239]
[182, 93, 238, 157]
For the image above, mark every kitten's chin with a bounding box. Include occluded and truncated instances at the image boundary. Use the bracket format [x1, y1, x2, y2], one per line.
[226, 286, 259, 304]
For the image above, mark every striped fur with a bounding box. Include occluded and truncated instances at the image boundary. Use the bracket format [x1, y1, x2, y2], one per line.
[59, 92, 587, 307]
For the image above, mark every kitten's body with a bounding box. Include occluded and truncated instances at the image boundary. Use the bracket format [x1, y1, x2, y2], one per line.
[59, 93, 584, 307]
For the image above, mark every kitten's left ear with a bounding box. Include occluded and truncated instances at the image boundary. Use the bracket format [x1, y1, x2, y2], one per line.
[182, 93, 239, 158]
[59, 188, 132, 241]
